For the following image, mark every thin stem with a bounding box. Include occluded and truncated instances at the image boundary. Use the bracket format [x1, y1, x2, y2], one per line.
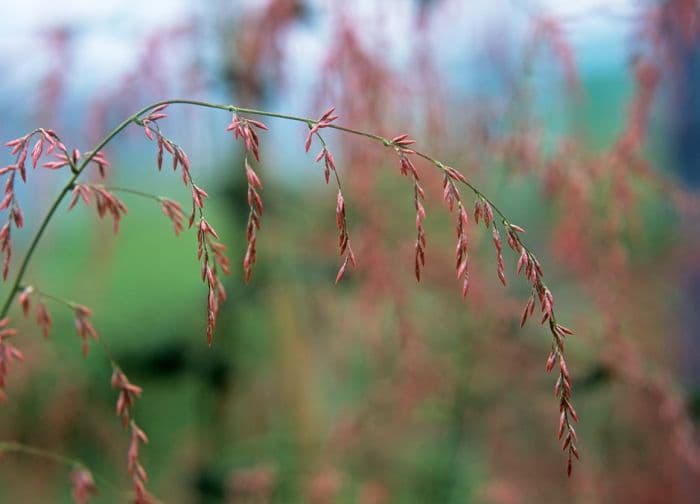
[25, 286, 78, 310]
[0, 441, 84, 467]
[0, 441, 120, 494]
[91, 185, 162, 202]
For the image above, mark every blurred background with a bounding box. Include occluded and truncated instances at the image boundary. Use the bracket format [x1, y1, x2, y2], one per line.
[1, 0, 699, 502]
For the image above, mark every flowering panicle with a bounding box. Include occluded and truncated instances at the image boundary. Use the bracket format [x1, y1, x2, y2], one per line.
[243, 158, 263, 283]
[68, 184, 128, 233]
[500, 219, 579, 474]
[305, 107, 338, 152]
[225, 114, 268, 283]
[6, 128, 66, 180]
[70, 468, 98, 504]
[141, 123, 192, 187]
[310, 137, 355, 283]
[197, 217, 229, 345]
[0, 318, 23, 403]
[73, 304, 98, 357]
[390, 135, 428, 281]
[111, 366, 152, 503]
[227, 114, 268, 161]
[141, 114, 230, 346]
[2, 128, 66, 280]
[0, 218, 12, 281]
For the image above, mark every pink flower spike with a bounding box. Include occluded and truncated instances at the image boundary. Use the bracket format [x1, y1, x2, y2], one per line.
[247, 119, 269, 131]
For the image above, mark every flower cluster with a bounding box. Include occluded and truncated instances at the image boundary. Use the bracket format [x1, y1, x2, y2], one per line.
[70, 468, 98, 504]
[442, 173, 470, 297]
[0, 318, 23, 403]
[311, 137, 355, 283]
[73, 304, 98, 357]
[226, 114, 268, 283]
[112, 367, 143, 427]
[227, 114, 268, 161]
[304, 107, 338, 153]
[17, 286, 53, 340]
[141, 108, 231, 345]
[142, 110, 192, 187]
[439, 161, 580, 473]
[504, 220, 579, 475]
[158, 198, 185, 236]
[1, 129, 68, 280]
[197, 217, 229, 346]
[68, 184, 128, 233]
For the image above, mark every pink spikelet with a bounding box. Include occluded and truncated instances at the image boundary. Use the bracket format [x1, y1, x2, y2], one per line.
[36, 301, 53, 338]
[68, 184, 94, 210]
[0, 156, 24, 281]
[19, 286, 33, 316]
[0, 318, 23, 403]
[70, 468, 98, 504]
[90, 150, 110, 178]
[93, 185, 128, 233]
